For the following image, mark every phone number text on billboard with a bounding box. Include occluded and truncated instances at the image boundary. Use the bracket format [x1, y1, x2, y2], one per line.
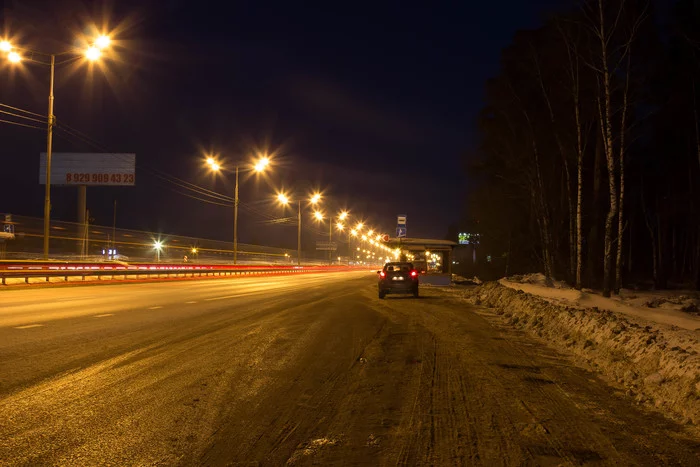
[65, 173, 135, 185]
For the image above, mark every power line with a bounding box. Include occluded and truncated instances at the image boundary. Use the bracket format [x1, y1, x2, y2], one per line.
[0, 108, 46, 125]
[0, 118, 44, 130]
[0, 102, 46, 119]
[53, 122, 235, 204]
[161, 185, 234, 207]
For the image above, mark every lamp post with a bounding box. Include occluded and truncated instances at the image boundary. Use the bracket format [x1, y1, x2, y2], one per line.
[206, 154, 269, 264]
[1, 35, 112, 259]
[277, 191, 320, 266]
[325, 211, 348, 265]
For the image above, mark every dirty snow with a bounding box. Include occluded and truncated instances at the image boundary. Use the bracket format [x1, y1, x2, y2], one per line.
[500, 273, 700, 331]
[463, 280, 700, 428]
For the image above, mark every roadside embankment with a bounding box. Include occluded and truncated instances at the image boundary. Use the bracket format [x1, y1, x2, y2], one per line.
[464, 282, 699, 427]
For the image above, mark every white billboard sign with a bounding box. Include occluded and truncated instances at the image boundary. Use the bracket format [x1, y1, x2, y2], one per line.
[39, 153, 136, 186]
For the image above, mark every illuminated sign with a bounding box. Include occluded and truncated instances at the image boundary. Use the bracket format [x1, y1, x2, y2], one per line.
[459, 232, 480, 245]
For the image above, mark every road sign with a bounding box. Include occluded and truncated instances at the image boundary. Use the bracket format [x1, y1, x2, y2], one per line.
[39, 153, 136, 186]
[315, 241, 337, 251]
[397, 214, 407, 238]
[382, 234, 389, 242]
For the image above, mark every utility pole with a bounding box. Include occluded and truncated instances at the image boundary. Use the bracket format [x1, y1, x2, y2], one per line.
[297, 200, 302, 266]
[112, 199, 117, 250]
[233, 165, 239, 264]
[42, 54, 55, 259]
[329, 218, 333, 265]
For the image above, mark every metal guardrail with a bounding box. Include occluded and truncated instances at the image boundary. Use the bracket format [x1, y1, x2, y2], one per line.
[0, 262, 365, 285]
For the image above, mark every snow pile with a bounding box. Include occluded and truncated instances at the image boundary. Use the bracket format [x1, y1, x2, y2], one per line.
[466, 282, 700, 427]
[499, 276, 700, 331]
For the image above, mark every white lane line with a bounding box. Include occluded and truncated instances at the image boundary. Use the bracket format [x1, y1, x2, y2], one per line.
[94, 314, 114, 318]
[185, 301, 197, 304]
[15, 324, 44, 329]
[147, 306, 163, 310]
[204, 295, 239, 301]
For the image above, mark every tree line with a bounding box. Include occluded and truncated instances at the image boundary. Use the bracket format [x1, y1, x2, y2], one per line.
[467, 0, 700, 294]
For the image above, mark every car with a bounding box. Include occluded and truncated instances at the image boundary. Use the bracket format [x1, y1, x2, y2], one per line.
[377, 261, 419, 299]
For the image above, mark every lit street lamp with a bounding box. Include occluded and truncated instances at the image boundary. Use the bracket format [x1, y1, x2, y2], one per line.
[314, 208, 350, 265]
[1, 33, 113, 259]
[206, 154, 270, 264]
[153, 240, 164, 262]
[276, 191, 321, 265]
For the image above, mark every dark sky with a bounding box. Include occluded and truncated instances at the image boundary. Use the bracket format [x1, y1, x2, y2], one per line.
[0, 0, 569, 249]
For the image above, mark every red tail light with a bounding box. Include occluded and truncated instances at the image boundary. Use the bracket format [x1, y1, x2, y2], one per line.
[410, 270, 418, 277]
[379, 271, 386, 278]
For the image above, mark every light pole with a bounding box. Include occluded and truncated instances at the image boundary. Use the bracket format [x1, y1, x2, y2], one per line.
[206, 154, 269, 264]
[324, 211, 348, 265]
[277, 191, 320, 266]
[1, 35, 112, 259]
[153, 240, 163, 262]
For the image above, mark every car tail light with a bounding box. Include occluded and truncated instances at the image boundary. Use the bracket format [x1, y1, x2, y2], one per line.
[379, 271, 386, 278]
[410, 270, 418, 278]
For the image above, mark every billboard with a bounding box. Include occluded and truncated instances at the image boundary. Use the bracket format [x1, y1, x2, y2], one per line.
[39, 153, 136, 186]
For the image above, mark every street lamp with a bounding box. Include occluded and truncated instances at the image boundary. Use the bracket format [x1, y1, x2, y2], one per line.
[276, 191, 321, 266]
[206, 153, 270, 264]
[153, 240, 164, 262]
[1, 33, 113, 259]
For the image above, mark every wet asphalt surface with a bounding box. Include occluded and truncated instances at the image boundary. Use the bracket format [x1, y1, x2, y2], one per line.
[0, 272, 698, 466]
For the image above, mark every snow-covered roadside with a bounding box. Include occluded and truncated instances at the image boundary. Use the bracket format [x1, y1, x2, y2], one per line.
[499, 273, 700, 331]
[463, 282, 700, 427]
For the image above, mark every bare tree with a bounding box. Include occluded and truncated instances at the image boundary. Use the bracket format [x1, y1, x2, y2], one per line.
[530, 41, 576, 282]
[559, 20, 587, 289]
[615, 50, 631, 294]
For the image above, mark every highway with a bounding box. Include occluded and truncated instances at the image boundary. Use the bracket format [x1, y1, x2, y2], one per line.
[0, 273, 698, 465]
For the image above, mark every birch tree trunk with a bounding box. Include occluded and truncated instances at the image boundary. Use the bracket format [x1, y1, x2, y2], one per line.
[597, 0, 618, 298]
[615, 51, 631, 294]
[693, 81, 700, 289]
[531, 43, 574, 282]
[557, 20, 585, 290]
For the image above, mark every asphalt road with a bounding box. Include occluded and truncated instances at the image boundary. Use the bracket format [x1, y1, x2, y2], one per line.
[0, 273, 698, 466]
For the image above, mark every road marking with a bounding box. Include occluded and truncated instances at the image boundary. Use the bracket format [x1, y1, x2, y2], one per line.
[204, 295, 239, 301]
[15, 324, 44, 329]
[147, 306, 163, 310]
[185, 301, 197, 304]
[94, 314, 114, 318]
[57, 296, 94, 302]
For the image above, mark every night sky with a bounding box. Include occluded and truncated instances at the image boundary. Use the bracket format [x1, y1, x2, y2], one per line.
[0, 0, 568, 249]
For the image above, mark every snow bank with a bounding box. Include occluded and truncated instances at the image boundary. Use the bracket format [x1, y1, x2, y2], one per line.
[499, 277, 700, 331]
[466, 282, 700, 427]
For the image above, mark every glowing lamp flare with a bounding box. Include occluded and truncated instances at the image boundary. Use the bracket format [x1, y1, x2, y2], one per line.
[310, 193, 321, 204]
[314, 211, 324, 221]
[95, 35, 111, 49]
[336, 222, 344, 231]
[85, 46, 101, 61]
[206, 157, 221, 172]
[277, 193, 289, 205]
[7, 51, 21, 63]
[338, 211, 348, 220]
[0, 40, 11, 52]
[254, 156, 270, 172]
